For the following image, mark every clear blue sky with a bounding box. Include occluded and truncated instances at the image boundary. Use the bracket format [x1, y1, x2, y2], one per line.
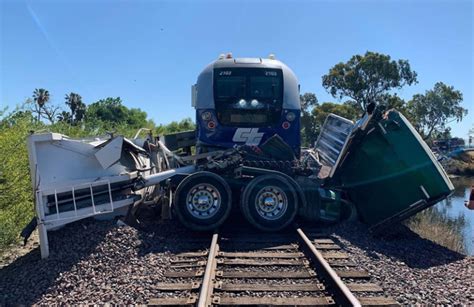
[1, 0, 472, 138]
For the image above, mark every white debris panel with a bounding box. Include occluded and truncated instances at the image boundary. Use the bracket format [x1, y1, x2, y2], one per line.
[26, 132, 195, 259]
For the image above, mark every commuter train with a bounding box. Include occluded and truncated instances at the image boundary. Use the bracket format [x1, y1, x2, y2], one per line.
[192, 54, 301, 157]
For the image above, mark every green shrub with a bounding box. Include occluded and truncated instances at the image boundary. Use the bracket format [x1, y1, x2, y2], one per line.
[0, 115, 36, 249]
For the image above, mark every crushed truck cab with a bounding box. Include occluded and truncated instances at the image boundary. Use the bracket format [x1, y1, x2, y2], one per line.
[317, 106, 454, 232]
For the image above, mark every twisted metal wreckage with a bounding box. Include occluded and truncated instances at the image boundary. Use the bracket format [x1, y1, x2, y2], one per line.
[21, 55, 454, 259]
[24, 105, 453, 259]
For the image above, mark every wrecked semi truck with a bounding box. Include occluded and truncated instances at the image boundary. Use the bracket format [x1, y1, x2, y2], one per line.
[25, 55, 454, 258]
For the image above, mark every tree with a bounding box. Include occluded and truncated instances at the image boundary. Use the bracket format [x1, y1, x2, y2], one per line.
[311, 102, 359, 136]
[57, 111, 72, 123]
[86, 97, 150, 129]
[32, 88, 50, 122]
[406, 82, 467, 140]
[322, 51, 417, 110]
[156, 118, 196, 135]
[299, 93, 319, 146]
[86, 97, 127, 123]
[31, 88, 60, 124]
[64, 92, 86, 124]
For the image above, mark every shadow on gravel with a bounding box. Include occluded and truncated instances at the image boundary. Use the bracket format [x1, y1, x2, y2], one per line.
[135, 220, 214, 256]
[327, 222, 466, 269]
[134, 215, 294, 256]
[0, 218, 115, 305]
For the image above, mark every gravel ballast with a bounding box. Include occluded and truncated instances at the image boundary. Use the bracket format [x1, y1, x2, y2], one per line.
[0, 218, 472, 305]
[317, 222, 474, 305]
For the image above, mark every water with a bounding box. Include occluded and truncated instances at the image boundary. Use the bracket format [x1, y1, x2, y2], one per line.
[433, 176, 473, 255]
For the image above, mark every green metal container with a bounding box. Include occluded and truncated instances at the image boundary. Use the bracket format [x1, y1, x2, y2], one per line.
[329, 108, 454, 232]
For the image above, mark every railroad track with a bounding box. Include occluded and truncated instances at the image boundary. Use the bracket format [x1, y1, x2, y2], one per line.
[148, 227, 397, 306]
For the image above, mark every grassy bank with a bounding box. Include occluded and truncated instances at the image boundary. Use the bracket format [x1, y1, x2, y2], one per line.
[406, 206, 467, 254]
[442, 152, 474, 176]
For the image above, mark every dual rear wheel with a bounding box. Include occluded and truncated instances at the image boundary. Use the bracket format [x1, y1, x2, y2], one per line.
[240, 174, 298, 231]
[174, 172, 298, 231]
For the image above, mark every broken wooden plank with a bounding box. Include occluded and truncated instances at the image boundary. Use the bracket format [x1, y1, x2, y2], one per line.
[358, 296, 399, 306]
[174, 251, 208, 257]
[214, 296, 334, 305]
[220, 258, 307, 266]
[219, 270, 316, 279]
[163, 270, 204, 278]
[346, 283, 383, 292]
[334, 269, 371, 279]
[314, 244, 341, 250]
[218, 251, 304, 258]
[148, 295, 197, 305]
[313, 238, 335, 244]
[218, 282, 324, 292]
[153, 282, 200, 291]
[321, 252, 349, 259]
[169, 261, 206, 268]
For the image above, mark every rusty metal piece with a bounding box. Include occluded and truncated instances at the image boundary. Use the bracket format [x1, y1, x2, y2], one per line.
[296, 228, 361, 307]
[197, 233, 219, 307]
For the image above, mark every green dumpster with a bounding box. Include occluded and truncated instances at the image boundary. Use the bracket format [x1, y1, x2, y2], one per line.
[329, 108, 454, 232]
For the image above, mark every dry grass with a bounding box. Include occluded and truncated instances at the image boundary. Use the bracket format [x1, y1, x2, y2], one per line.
[406, 207, 467, 254]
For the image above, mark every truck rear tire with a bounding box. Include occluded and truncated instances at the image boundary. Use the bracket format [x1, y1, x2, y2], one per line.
[240, 174, 298, 231]
[174, 172, 232, 231]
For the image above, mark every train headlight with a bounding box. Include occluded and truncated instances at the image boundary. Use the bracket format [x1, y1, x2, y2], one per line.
[251, 99, 259, 107]
[208, 121, 216, 129]
[201, 111, 212, 121]
[238, 99, 247, 107]
[286, 112, 296, 122]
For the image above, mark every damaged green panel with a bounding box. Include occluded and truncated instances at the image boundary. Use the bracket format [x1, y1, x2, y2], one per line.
[329, 109, 454, 231]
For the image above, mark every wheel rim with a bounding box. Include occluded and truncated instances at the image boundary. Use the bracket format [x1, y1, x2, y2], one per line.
[186, 183, 221, 219]
[254, 185, 288, 220]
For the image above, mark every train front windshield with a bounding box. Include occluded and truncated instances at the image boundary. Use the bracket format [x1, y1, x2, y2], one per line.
[214, 68, 283, 127]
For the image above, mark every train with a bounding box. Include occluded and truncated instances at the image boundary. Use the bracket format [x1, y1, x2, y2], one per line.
[193, 53, 301, 157]
[25, 54, 454, 258]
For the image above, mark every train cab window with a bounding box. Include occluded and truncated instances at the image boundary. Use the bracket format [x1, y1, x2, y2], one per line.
[213, 68, 283, 127]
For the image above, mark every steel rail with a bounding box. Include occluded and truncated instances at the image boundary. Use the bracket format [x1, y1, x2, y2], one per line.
[197, 233, 219, 307]
[296, 227, 362, 307]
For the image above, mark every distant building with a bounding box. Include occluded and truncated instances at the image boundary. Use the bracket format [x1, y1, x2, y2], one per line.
[432, 138, 465, 152]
